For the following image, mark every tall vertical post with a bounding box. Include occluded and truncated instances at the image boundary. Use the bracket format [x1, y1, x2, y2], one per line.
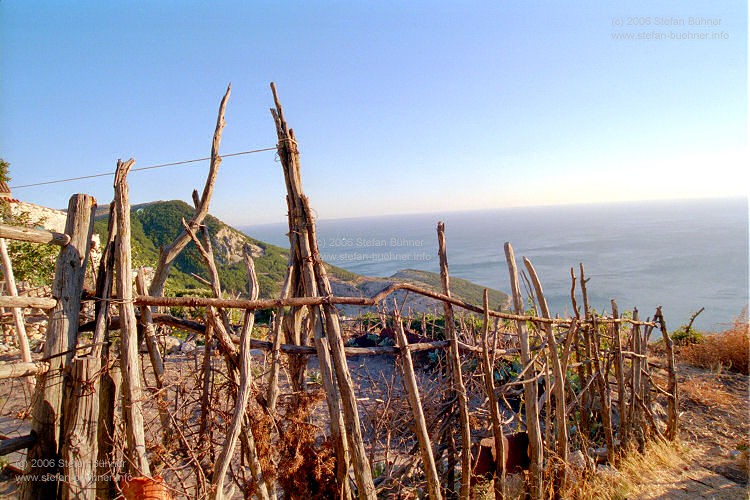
[523, 257, 568, 491]
[655, 307, 678, 440]
[0, 237, 34, 393]
[480, 290, 506, 499]
[503, 243, 543, 500]
[437, 222, 472, 500]
[394, 310, 442, 500]
[611, 300, 627, 450]
[271, 83, 372, 499]
[23, 193, 96, 500]
[114, 159, 151, 476]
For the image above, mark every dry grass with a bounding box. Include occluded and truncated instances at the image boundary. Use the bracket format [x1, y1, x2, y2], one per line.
[680, 319, 749, 375]
[471, 441, 694, 500]
[560, 439, 690, 500]
[681, 371, 741, 410]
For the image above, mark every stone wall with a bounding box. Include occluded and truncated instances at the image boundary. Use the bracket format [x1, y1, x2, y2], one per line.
[9, 201, 67, 233]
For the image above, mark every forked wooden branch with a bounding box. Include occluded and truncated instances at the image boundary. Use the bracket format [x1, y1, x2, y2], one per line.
[148, 84, 230, 298]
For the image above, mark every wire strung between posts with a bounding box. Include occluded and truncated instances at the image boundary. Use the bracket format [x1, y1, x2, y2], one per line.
[9, 146, 278, 189]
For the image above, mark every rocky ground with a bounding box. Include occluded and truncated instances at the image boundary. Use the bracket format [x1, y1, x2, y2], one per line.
[1, 332, 748, 499]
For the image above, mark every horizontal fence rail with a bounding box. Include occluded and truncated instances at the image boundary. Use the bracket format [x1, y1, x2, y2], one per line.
[0, 223, 70, 246]
[0, 296, 57, 310]
[132, 285, 657, 327]
[0, 361, 50, 380]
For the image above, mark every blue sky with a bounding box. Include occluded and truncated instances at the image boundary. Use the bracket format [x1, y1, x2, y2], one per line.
[1, 1, 747, 225]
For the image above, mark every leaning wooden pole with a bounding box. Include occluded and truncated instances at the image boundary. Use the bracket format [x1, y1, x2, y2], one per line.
[271, 82, 373, 499]
[93, 202, 119, 498]
[611, 299, 627, 451]
[148, 83, 230, 298]
[655, 307, 678, 440]
[394, 309, 443, 500]
[503, 243, 543, 500]
[135, 268, 170, 442]
[480, 289, 506, 500]
[437, 222, 472, 500]
[212, 251, 270, 500]
[523, 257, 568, 491]
[0, 237, 34, 393]
[114, 159, 150, 476]
[22, 193, 96, 500]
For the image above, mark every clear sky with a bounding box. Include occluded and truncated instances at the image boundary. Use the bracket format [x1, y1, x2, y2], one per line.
[1, 1, 747, 225]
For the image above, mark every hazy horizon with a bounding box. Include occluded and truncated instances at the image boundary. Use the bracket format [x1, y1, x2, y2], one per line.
[239, 194, 749, 227]
[2, 2, 746, 226]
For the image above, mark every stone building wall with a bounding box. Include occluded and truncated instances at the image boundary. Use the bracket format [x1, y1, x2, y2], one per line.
[9, 200, 68, 233]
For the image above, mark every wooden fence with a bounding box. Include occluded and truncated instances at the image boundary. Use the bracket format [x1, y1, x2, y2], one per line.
[0, 83, 678, 500]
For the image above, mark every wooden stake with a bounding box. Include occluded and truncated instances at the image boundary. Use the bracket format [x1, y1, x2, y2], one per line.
[60, 357, 99, 499]
[480, 289, 506, 500]
[271, 82, 372, 498]
[503, 243, 543, 500]
[394, 309, 442, 500]
[437, 222, 471, 500]
[588, 316, 615, 464]
[148, 84, 230, 298]
[212, 250, 270, 500]
[611, 300, 627, 451]
[0, 237, 34, 392]
[523, 257, 568, 491]
[23, 193, 96, 500]
[266, 263, 293, 412]
[113, 159, 150, 476]
[135, 268, 170, 442]
[92, 203, 118, 498]
[655, 307, 678, 440]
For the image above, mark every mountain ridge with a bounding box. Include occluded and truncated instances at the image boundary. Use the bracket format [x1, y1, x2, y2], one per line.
[93, 200, 509, 313]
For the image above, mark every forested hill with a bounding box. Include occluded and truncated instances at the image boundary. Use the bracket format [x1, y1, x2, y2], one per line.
[93, 200, 509, 311]
[93, 200, 292, 297]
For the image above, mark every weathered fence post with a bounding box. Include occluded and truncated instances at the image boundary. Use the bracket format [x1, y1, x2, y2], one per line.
[271, 82, 373, 499]
[503, 243, 543, 500]
[437, 221, 471, 500]
[655, 307, 678, 440]
[114, 159, 151, 476]
[479, 289, 506, 500]
[60, 356, 100, 499]
[0, 236, 34, 393]
[394, 309, 442, 500]
[611, 300, 627, 452]
[523, 257, 568, 491]
[23, 193, 96, 500]
[91, 202, 120, 498]
[589, 316, 615, 464]
[628, 308, 645, 449]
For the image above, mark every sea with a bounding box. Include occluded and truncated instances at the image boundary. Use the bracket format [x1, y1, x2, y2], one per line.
[243, 198, 749, 332]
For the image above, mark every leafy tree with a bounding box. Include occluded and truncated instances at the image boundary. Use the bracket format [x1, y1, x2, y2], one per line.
[0, 158, 58, 286]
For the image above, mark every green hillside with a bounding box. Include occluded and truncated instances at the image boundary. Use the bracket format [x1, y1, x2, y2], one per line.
[94, 200, 290, 298]
[391, 269, 509, 311]
[94, 200, 509, 311]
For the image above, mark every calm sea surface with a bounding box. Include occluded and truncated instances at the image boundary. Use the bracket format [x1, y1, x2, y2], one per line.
[243, 198, 748, 332]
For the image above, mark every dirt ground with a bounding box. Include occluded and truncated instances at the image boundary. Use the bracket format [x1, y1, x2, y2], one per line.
[1, 344, 748, 499]
[639, 360, 749, 499]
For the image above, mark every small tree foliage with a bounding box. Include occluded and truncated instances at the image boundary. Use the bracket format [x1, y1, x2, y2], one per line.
[0, 158, 58, 286]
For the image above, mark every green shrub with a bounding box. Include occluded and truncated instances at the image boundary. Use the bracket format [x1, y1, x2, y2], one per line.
[671, 325, 705, 346]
